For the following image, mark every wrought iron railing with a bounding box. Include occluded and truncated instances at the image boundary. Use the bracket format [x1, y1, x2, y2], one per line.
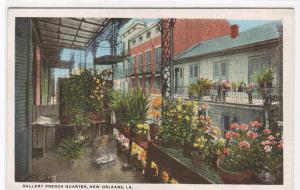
[174, 85, 279, 105]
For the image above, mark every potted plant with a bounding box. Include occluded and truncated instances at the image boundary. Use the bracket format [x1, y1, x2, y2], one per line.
[255, 68, 274, 88]
[149, 97, 161, 140]
[221, 80, 231, 101]
[56, 137, 84, 169]
[135, 123, 150, 142]
[193, 77, 213, 100]
[158, 98, 198, 148]
[237, 80, 246, 92]
[216, 122, 261, 183]
[71, 112, 92, 142]
[231, 81, 238, 92]
[245, 83, 256, 104]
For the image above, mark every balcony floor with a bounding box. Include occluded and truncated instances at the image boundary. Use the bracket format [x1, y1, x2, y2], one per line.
[32, 146, 147, 183]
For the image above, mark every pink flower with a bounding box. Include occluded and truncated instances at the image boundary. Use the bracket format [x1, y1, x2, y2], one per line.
[261, 140, 275, 145]
[263, 128, 272, 134]
[250, 121, 261, 129]
[239, 141, 251, 148]
[230, 123, 238, 130]
[233, 132, 240, 138]
[267, 135, 275, 140]
[239, 124, 248, 131]
[264, 145, 272, 152]
[247, 130, 258, 139]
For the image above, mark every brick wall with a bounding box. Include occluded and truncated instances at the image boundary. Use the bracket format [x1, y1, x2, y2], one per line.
[15, 18, 33, 178]
[173, 19, 231, 55]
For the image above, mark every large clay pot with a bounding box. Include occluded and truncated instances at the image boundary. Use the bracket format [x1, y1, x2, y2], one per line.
[150, 124, 160, 140]
[183, 142, 194, 158]
[135, 133, 146, 143]
[217, 157, 253, 184]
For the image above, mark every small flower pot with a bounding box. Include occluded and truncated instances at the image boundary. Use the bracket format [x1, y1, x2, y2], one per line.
[183, 142, 194, 158]
[150, 124, 160, 140]
[216, 157, 253, 184]
[135, 133, 147, 143]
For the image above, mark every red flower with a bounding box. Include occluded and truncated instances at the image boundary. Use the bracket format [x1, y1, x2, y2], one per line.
[239, 141, 251, 148]
[233, 132, 240, 138]
[261, 140, 275, 145]
[263, 128, 272, 134]
[247, 130, 258, 139]
[250, 121, 261, 129]
[223, 148, 230, 156]
[225, 131, 232, 139]
[239, 124, 248, 131]
[230, 123, 238, 130]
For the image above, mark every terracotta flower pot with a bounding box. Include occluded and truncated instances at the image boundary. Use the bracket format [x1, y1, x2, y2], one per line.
[150, 124, 160, 140]
[216, 157, 253, 184]
[135, 133, 146, 143]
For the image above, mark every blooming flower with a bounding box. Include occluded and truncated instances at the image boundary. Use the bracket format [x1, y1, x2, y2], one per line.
[247, 130, 258, 139]
[233, 132, 240, 138]
[264, 145, 272, 152]
[239, 124, 248, 131]
[162, 171, 169, 183]
[263, 128, 272, 134]
[250, 121, 261, 129]
[223, 147, 230, 156]
[230, 123, 238, 130]
[176, 105, 182, 111]
[185, 116, 190, 122]
[239, 141, 251, 148]
[261, 140, 274, 145]
[267, 135, 275, 140]
[225, 131, 233, 139]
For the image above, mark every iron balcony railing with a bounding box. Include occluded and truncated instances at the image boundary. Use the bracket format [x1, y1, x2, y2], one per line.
[174, 85, 280, 105]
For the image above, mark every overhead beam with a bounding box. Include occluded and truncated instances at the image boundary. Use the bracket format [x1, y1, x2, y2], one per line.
[70, 18, 104, 27]
[42, 34, 88, 44]
[73, 18, 84, 46]
[43, 41, 85, 49]
[85, 18, 110, 49]
[39, 28, 91, 40]
[38, 19, 97, 34]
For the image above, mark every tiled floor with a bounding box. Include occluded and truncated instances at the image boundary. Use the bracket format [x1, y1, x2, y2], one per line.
[32, 145, 147, 183]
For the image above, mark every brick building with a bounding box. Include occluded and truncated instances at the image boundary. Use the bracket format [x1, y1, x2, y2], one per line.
[122, 19, 231, 93]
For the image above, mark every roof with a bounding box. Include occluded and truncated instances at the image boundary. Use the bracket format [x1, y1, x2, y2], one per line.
[35, 18, 110, 49]
[175, 21, 281, 61]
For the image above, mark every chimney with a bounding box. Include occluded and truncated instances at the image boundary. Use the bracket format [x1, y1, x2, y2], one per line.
[231, 24, 239, 39]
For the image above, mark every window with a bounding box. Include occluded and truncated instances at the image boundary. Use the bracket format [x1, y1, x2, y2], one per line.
[248, 55, 271, 82]
[145, 51, 151, 72]
[128, 56, 136, 75]
[138, 53, 143, 72]
[214, 61, 228, 81]
[146, 32, 151, 38]
[155, 47, 161, 71]
[132, 39, 136, 45]
[139, 36, 143, 41]
[189, 65, 199, 83]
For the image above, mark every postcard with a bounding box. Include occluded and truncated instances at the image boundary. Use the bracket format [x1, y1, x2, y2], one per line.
[6, 7, 295, 190]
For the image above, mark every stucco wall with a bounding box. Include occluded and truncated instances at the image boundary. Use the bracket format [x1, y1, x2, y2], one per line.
[175, 43, 279, 96]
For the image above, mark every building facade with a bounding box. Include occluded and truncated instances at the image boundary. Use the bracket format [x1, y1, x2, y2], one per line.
[174, 21, 282, 132]
[119, 19, 232, 93]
